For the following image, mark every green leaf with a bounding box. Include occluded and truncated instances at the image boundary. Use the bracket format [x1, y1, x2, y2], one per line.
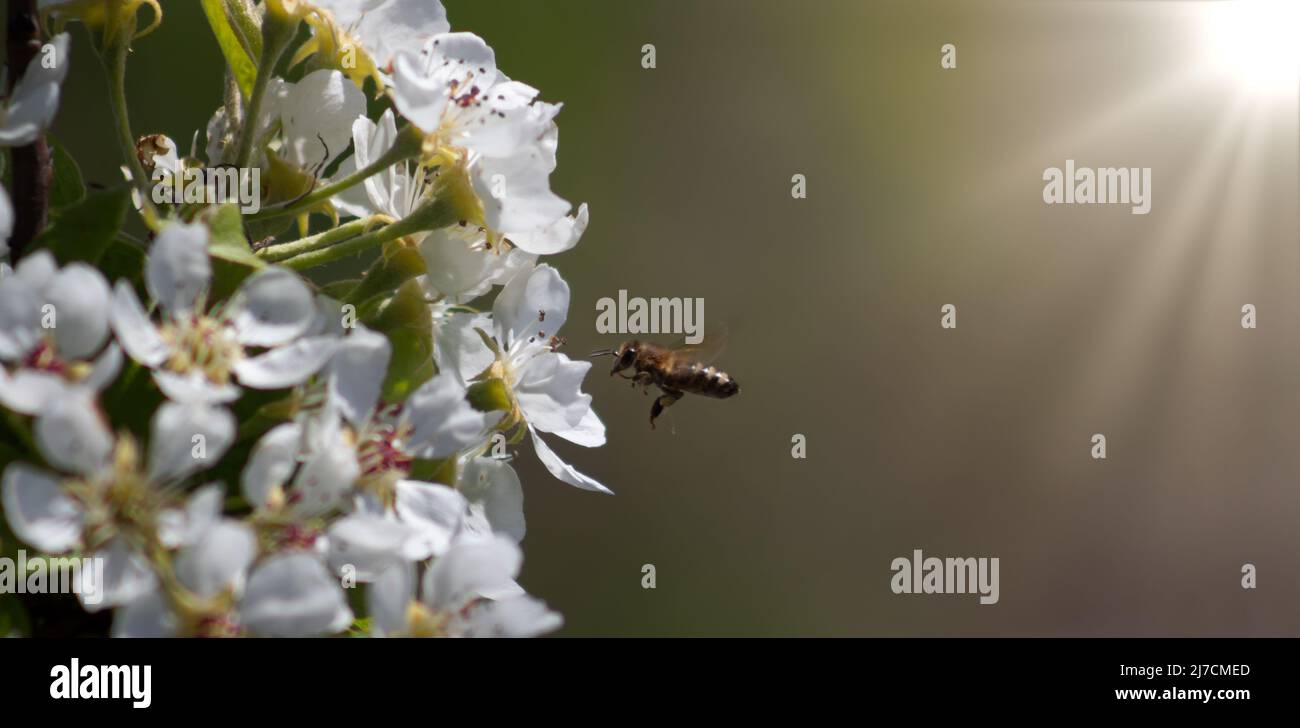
[204, 204, 265, 302]
[48, 137, 85, 209]
[32, 186, 131, 266]
[202, 0, 258, 99]
[370, 279, 435, 402]
[97, 235, 149, 292]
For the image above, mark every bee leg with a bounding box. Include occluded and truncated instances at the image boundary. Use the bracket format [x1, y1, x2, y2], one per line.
[632, 371, 654, 393]
[649, 390, 682, 430]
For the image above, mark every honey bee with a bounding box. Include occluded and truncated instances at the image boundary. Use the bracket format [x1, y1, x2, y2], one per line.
[591, 338, 740, 429]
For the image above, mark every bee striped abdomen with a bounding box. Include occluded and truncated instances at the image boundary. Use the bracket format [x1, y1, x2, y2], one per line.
[666, 362, 740, 399]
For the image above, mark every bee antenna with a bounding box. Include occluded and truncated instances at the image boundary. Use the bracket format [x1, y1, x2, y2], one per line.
[589, 349, 616, 358]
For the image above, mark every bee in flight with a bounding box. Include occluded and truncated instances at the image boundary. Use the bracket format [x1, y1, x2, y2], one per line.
[590, 337, 740, 429]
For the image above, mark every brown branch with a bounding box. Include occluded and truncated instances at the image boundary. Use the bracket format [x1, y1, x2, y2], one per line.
[6, 0, 51, 260]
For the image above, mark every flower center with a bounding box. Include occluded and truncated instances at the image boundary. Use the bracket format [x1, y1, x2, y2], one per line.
[159, 313, 242, 386]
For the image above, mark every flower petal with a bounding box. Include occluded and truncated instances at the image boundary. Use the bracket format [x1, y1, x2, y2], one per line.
[153, 369, 242, 405]
[1, 463, 82, 552]
[0, 271, 41, 360]
[529, 426, 611, 494]
[35, 392, 112, 476]
[240, 553, 353, 637]
[328, 327, 389, 425]
[0, 33, 70, 146]
[240, 422, 301, 510]
[146, 221, 211, 316]
[492, 263, 568, 345]
[174, 520, 257, 598]
[147, 402, 235, 483]
[462, 594, 562, 638]
[459, 458, 525, 542]
[0, 367, 66, 414]
[82, 538, 157, 612]
[367, 561, 415, 637]
[393, 480, 465, 557]
[514, 351, 593, 434]
[403, 374, 497, 459]
[44, 262, 111, 360]
[233, 335, 337, 389]
[227, 267, 317, 347]
[111, 589, 178, 638]
[110, 280, 168, 367]
[421, 534, 522, 614]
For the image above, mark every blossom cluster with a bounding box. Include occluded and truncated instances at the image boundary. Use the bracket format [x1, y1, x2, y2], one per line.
[0, 0, 607, 637]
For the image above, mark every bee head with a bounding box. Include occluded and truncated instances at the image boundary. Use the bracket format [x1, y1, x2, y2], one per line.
[590, 342, 638, 376]
[613, 342, 639, 375]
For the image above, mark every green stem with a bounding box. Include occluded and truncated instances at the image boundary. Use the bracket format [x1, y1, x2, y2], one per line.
[245, 125, 425, 222]
[233, 14, 297, 170]
[256, 215, 384, 262]
[102, 14, 150, 200]
[278, 197, 455, 270]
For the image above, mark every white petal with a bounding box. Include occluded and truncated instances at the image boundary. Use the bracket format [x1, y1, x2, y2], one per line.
[152, 369, 242, 405]
[393, 479, 465, 557]
[109, 281, 168, 367]
[550, 406, 606, 448]
[279, 70, 366, 171]
[459, 458, 525, 542]
[492, 263, 569, 345]
[111, 589, 178, 638]
[318, 0, 449, 75]
[174, 520, 256, 598]
[233, 335, 337, 389]
[462, 594, 562, 638]
[0, 272, 41, 360]
[327, 513, 428, 581]
[146, 221, 211, 316]
[227, 267, 316, 347]
[421, 534, 521, 614]
[82, 538, 157, 611]
[433, 311, 495, 385]
[157, 483, 225, 549]
[392, 33, 497, 133]
[1, 463, 82, 552]
[0, 187, 12, 257]
[35, 392, 112, 475]
[240, 422, 301, 510]
[44, 263, 112, 360]
[515, 351, 593, 434]
[0, 367, 66, 414]
[0, 33, 70, 145]
[473, 147, 570, 240]
[240, 553, 353, 637]
[147, 402, 235, 483]
[419, 225, 505, 298]
[529, 427, 611, 494]
[328, 327, 389, 425]
[291, 438, 360, 516]
[403, 374, 496, 458]
[83, 342, 123, 392]
[509, 202, 589, 256]
[367, 561, 415, 637]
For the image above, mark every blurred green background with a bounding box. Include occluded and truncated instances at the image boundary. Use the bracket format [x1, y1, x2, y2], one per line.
[42, 0, 1300, 635]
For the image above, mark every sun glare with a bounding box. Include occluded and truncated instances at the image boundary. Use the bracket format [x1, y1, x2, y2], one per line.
[1202, 0, 1300, 97]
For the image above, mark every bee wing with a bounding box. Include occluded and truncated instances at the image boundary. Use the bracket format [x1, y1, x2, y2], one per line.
[668, 324, 729, 364]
